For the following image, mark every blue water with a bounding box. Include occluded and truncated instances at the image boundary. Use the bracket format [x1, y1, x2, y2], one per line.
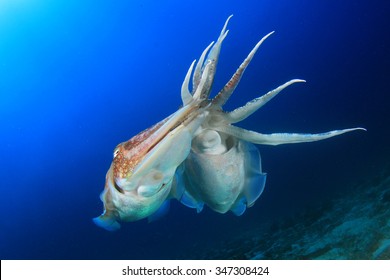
[1, 0, 389, 259]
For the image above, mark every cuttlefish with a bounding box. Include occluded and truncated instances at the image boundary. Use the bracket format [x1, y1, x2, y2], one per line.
[94, 16, 365, 231]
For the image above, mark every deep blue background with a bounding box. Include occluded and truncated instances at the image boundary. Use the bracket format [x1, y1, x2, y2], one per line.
[1, 0, 389, 259]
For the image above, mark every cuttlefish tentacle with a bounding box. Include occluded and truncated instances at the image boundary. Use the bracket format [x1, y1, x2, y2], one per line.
[201, 15, 231, 98]
[201, 25, 366, 146]
[192, 41, 214, 93]
[212, 125, 366, 146]
[225, 79, 305, 123]
[181, 59, 196, 106]
[192, 15, 232, 100]
[212, 31, 275, 108]
[193, 61, 212, 100]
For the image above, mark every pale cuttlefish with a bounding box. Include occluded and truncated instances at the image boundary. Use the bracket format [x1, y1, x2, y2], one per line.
[94, 16, 365, 231]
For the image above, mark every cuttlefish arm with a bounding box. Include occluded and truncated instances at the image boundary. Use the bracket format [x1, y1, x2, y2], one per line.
[213, 125, 366, 146]
[203, 25, 366, 145]
[209, 76, 365, 145]
[210, 77, 366, 145]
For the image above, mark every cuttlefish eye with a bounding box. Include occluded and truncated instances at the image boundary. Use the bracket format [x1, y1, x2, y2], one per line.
[113, 148, 120, 158]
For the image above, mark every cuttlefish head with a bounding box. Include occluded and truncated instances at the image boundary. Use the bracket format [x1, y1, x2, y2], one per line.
[93, 109, 200, 231]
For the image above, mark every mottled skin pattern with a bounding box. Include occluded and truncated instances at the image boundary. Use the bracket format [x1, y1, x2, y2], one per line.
[112, 119, 167, 180]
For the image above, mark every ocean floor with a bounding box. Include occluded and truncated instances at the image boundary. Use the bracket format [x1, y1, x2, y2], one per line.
[186, 167, 390, 259]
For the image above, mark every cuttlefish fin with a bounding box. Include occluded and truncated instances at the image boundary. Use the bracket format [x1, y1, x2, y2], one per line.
[241, 141, 267, 207]
[230, 198, 247, 216]
[172, 164, 204, 213]
[180, 190, 204, 213]
[93, 211, 121, 231]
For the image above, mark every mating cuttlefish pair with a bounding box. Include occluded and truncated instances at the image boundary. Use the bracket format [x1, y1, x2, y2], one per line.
[94, 16, 365, 231]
